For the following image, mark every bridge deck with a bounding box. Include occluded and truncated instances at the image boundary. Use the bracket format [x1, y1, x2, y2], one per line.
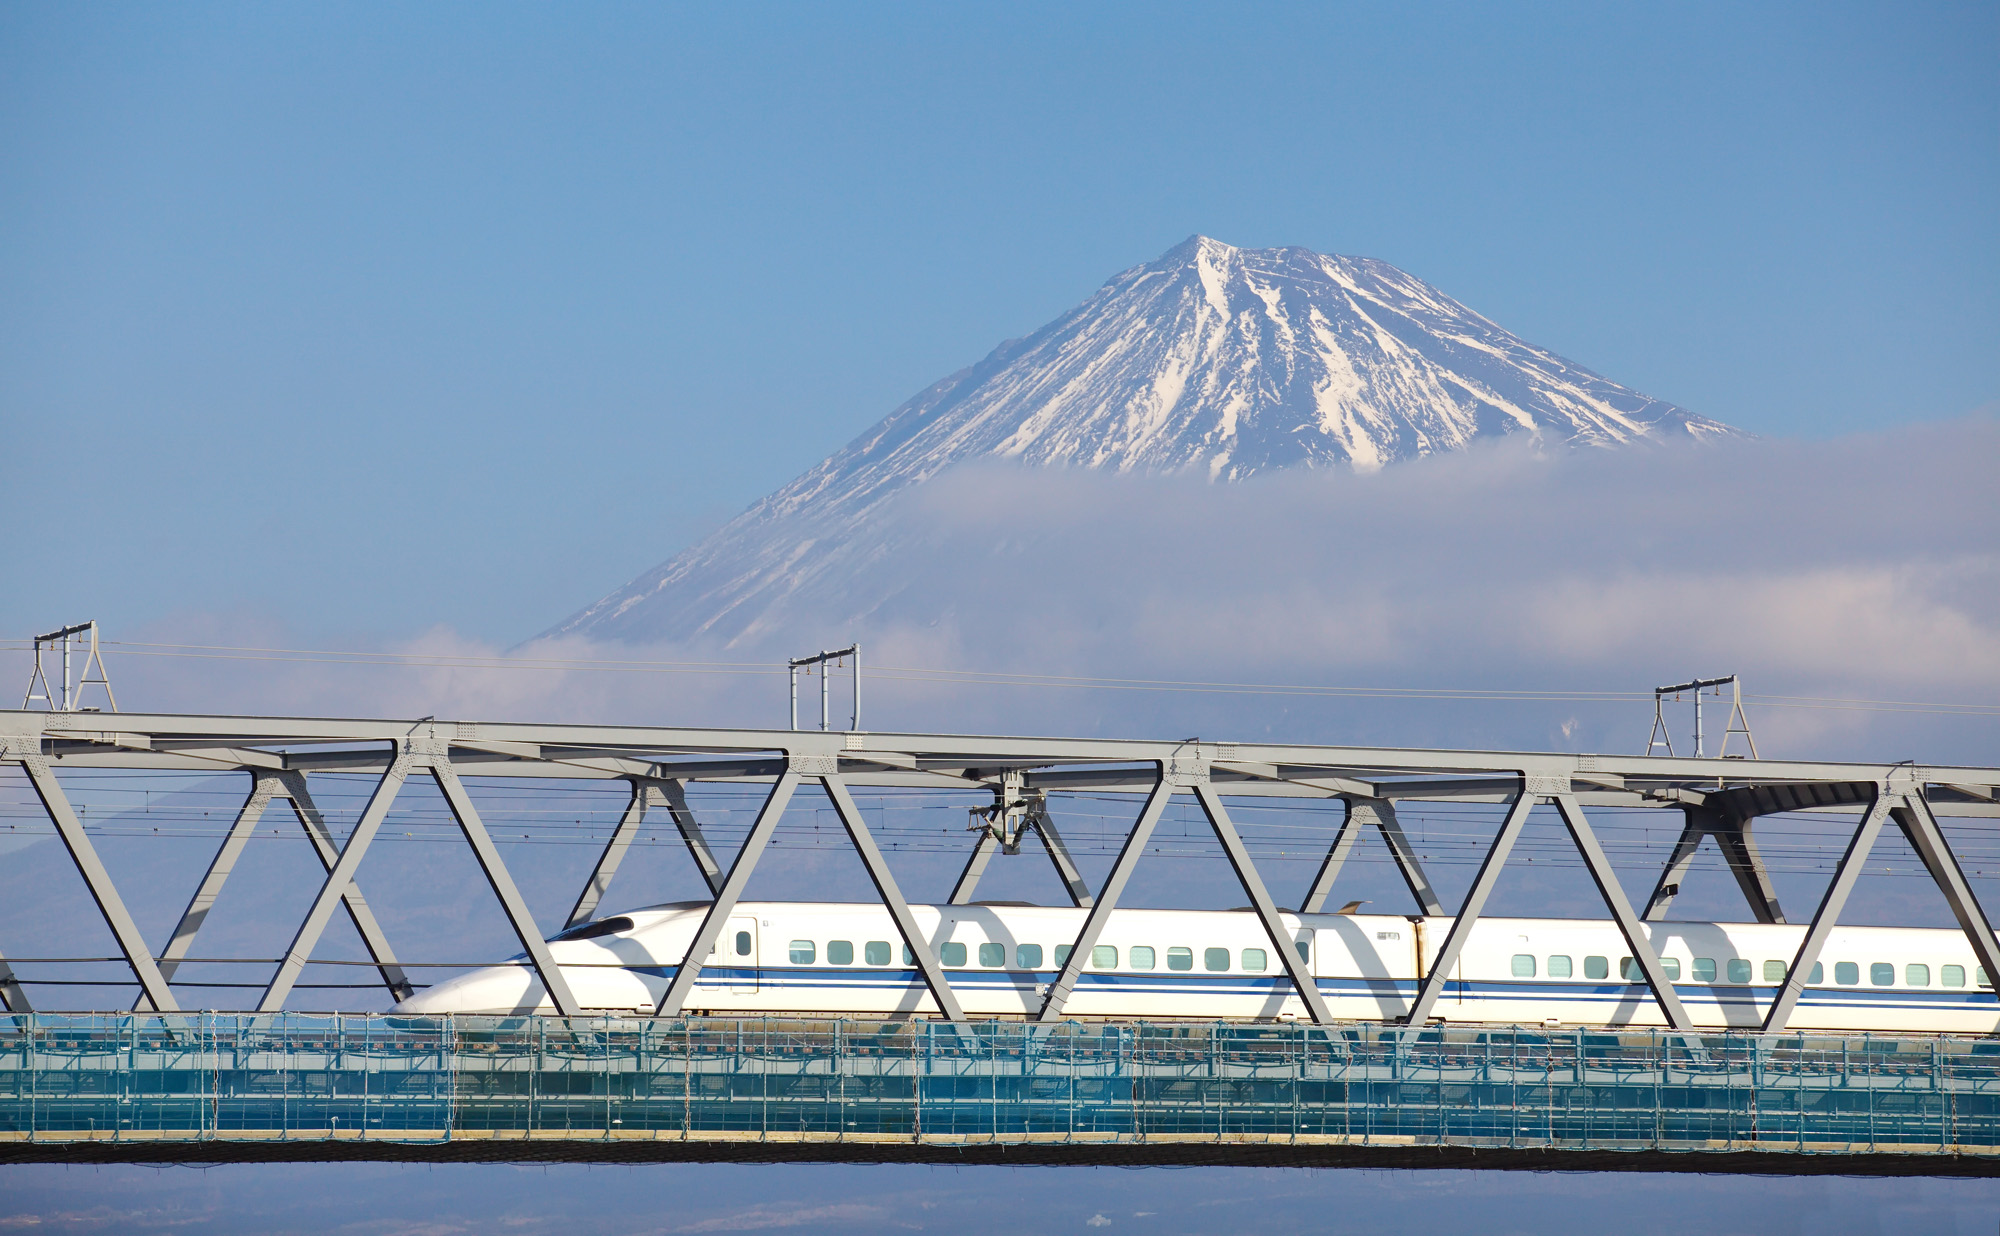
[3, 1014, 1996, 1173]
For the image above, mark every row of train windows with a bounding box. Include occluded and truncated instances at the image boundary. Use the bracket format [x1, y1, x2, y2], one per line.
[781, 940, 1305, 972]
[1510, 954, 1993, 989]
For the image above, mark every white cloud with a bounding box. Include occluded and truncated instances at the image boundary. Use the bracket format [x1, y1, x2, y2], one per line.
[15, 417, 1993, 765]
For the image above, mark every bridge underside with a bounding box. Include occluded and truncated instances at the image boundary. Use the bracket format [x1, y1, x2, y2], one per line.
[3, 1014, 1996, 1175]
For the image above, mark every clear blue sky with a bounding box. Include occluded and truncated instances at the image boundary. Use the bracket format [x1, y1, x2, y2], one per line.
[3, 1, 1994, 643]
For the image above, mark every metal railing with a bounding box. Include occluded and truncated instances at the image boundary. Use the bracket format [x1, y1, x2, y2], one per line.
[2, 1014, 1997, 1160]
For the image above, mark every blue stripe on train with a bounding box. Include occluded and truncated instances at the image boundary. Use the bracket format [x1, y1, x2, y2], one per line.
[632, 966, 1998, 1011]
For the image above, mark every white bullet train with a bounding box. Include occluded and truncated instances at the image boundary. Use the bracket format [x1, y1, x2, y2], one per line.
[394, 900, 2000, 1033]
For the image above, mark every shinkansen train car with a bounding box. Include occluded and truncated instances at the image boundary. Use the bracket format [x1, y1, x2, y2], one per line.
[394, 900, 2000, 1034]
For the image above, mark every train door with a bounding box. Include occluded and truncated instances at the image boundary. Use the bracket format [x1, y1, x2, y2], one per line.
[727, 917, 758, 993]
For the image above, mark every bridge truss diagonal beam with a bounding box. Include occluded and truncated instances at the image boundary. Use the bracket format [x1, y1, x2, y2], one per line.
[259, 754, 412, 1012]
[0, 946, 29, 1013]
[1763, 792, 1894, 1033]
[820, 775, 966, 1023]
[144, 770, 282, 1008]
[428, 761, 581, 1019]
[1301, 797, 1442, 916]
[656, 771, 801, 1017]
[571, 780, 645, 926]
[278, 771, 413, 1002]
[11, 754, 177, 1012]
[1191, 783, 1333, 1026]
[948, 795, 1095, 908]
[1406, 789, 1691, 1031]
[1551, 794, 1693, 1032]
[1890, 792, 2000, 996]
[567, 778, 726, 928]
[1038, 771, 1173, 1022]
[1642, 807, 1785, 924]
[144, 771, 412, 1011]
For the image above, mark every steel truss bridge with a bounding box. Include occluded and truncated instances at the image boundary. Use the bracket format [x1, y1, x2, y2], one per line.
[1, 709, 1997, 1172]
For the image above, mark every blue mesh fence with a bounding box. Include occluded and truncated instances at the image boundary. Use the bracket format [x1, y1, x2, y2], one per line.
[2, 1014, 1997, 1156]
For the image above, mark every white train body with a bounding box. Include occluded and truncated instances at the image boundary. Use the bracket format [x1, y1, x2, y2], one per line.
[395, 901, 2000, 1034]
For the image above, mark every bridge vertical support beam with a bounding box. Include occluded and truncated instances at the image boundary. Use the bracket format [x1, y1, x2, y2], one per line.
[1037, 770, 1172, 1022]
[428, 761, 581, 1018]
[656, 770, 800, 1018]
[820, 775, 965, 1022]
[1552, 794, 1693, 1032]
[569, 780, 649, 927]
[260, 754, 410, 1011]
[1192, 782, 1332, 1025]
[1404, 790, 1535, 1026]
[140, 770, 282, 1009]
[1764, 791, 1893, 1034]
[278, 771, 413, 1003]
[14, 754, 176, 1012]
[1889, 791, 2000, 999]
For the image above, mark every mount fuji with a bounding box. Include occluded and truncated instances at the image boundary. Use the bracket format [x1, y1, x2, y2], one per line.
[549, 236, 1739, 645]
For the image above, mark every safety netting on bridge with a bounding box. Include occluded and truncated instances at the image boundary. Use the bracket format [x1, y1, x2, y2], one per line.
[3, 1013, 1998, 1160]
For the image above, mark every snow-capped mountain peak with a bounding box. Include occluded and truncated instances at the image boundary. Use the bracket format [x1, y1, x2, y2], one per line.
[550, 236, 1737, 643]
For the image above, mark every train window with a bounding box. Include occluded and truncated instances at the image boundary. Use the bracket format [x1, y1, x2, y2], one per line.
[1906, 964, 1930, 987]
[789, 940, 816, 965]
[1692, 958, 1716, 982]
[1129, 946, 1156, 970]
[1511, 955, 1536, 978]
[1093, 945, 1119, 969]
[903, 945, 916, 965]
[1763, 960, 1787, 982]
[979, 943, 1005, 967]
[736, 931, 753, 957]
[1055, 945, 1072, 967]
[1870, 962, 1895, 986]
[1620, 957, 1679, 981]
[1167, 947, 1193, 971]
[1942, 965, 1966, 988]
[1296, 939, 1311, 964]
[1980, 968, 1992, 988]
[1205, 948, 1231, 972]
[1548, 955, 1572, 978]
[1017, 944, 1043, 969]
[940, 942, 967, 967]
[865, 941, 890, 965]
[828, 940, 854, 965]
[1726, 959, 1752, 984]
[1242, 948, 1267, 971]
[1835, 962, 1859, 985]
[1809, 963, 1823, 984]
[1584, 956, 1609, 980]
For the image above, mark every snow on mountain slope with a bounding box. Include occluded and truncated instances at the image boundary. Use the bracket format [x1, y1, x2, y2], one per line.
[550, 236, 1738, 644]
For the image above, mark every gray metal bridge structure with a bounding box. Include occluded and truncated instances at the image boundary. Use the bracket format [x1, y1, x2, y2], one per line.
[1, 708, 1998, 1172]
